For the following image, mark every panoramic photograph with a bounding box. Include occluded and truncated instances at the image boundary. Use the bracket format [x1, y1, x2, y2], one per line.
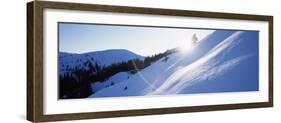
[58, 23, 259, 99]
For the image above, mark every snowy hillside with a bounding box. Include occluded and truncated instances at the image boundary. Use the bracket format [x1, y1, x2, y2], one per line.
[89, 30, 259, 98]
[59, 49, 144, 76]
[90, 72, 131, 93]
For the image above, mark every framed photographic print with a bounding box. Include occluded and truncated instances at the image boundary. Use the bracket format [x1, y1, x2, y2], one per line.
[27, 0, 273, 122]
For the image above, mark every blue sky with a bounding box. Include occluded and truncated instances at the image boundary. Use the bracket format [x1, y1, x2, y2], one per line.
[59, 23, 214, 56]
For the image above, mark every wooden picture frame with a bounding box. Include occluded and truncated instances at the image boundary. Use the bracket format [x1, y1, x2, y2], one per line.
[27, 1, 273, 122]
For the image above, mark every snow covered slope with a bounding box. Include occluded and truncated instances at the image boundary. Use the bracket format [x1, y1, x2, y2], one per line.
[89, 30, 259, 98]
[90, 72, 131, 92]
[59, 49, 144, 76]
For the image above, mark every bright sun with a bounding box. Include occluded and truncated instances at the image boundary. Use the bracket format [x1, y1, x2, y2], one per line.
[179, 43, 195, 54]
[179, 34, 198, 54]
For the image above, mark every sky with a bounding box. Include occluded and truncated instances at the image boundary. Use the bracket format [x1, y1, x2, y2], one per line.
[59, 23, 215, 56]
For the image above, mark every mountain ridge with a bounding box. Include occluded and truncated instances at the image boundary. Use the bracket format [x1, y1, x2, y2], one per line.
[59, 49, 145, 76]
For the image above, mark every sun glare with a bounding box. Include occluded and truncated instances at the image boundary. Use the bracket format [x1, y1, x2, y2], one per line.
[179, 33, 200, 54]
[179, 43, 195, 54]
[179, 39, 197, 54]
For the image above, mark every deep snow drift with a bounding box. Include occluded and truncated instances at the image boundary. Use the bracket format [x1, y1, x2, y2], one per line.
[89, 30, 259, 98]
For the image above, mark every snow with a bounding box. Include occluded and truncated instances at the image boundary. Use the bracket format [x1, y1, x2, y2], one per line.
[151, 31, 245, 94]
[90, 72, 131, 92]
[59, 49, 144, 76]
[89, 30, 259, 98]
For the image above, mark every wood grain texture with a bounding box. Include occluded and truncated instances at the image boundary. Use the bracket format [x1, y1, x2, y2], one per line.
[27, 2, 34, 122]
[268, 16, 274, 107]
[26, 1, 274, 122]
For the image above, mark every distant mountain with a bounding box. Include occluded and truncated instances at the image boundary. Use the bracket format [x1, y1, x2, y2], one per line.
[59, 49, 144, 76]
[59, 49, 146, 99]
[89, 30, 259, 98]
